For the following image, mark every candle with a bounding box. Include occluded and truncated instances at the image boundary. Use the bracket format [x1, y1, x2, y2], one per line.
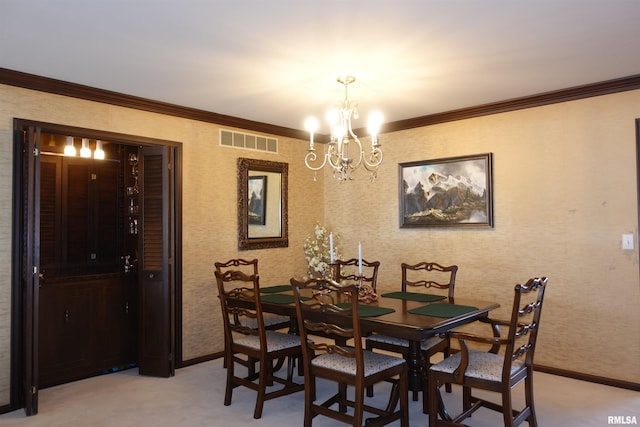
[329, 232, 334, 262]
[358, 242, 362, 274]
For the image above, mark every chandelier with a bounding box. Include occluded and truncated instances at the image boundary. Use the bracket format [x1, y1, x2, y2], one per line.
[304, 76, 383, 182]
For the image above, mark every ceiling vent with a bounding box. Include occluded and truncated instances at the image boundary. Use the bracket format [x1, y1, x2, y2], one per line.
[219, 129, 278, 154]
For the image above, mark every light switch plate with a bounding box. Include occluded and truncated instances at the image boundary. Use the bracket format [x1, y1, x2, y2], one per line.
[622, 234, 634, 250]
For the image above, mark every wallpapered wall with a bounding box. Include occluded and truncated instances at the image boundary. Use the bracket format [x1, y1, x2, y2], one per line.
[0, 84, 639, 407]
[322, 91, 640, 384]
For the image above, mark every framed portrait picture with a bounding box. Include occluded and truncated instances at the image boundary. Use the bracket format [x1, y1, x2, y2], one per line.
[399, 153, 493, 228]
[248, 175, 267, 225]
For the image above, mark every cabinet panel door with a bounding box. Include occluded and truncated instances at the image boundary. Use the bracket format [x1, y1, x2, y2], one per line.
[97, 277, 136, 368]
[39, 284, 95, 388]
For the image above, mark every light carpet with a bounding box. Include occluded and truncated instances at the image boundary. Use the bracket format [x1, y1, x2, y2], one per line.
[1, 358, 638, 426]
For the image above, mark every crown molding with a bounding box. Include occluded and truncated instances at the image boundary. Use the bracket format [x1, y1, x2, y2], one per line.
[0, 67, 308, 140]
[381, 74, 640, 133]
[2, 67, 640, 139]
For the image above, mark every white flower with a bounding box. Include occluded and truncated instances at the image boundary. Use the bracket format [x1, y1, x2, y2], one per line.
[303, 222, 342, 278]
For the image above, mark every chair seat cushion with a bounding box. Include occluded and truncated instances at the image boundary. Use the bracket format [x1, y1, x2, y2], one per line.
[430, 350, 524, 381]
[366, 334, 445, 352]
[312, 349, 405, 376]
[234, 330, 300, 352]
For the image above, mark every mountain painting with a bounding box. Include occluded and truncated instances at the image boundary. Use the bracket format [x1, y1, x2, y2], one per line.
[399, 153, 493, 228]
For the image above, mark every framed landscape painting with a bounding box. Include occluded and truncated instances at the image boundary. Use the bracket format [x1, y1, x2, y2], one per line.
[399, 153, 493, 228]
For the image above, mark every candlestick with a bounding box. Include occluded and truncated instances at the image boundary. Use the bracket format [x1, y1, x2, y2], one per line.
[329, 232, 334, 262]
[358, 242, 362, 274]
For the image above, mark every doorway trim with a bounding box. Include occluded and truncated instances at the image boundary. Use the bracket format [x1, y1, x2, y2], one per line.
[10, 118, 183, 413]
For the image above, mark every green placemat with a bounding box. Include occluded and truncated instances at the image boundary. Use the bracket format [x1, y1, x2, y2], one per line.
[260, 285, 291, 294]
[336, 303, 396, 318]
[260, 293, 295, 304]
[260, 294, 310, 304]
[408, 303, 478, 318]
[380, 291, 446, 302]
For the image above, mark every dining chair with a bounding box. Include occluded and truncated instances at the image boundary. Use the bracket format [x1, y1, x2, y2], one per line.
[365, 261, 458, 412]
[290, 277, 409, 427]
[215, 258, 292, 372]
[214, 269, 304, 419]
[215, 258, 291, 331]
[428, 277, 548, 427]
[330, 258, 381, 291]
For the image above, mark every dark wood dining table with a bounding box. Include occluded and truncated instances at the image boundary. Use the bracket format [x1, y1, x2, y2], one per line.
[255, 284, 500, 395]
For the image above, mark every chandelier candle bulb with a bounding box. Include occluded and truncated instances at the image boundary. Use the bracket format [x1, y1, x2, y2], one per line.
[305, 117, 318, 151]
[358, 242, 362, 274]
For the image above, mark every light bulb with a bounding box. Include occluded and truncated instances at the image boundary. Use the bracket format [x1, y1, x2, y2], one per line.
[367, 111, 383, 135]
[64, 136, 76, 156]
[80, 138, 91, 158]
[93, 140, 105, 160]
[305, 117, 319, 133]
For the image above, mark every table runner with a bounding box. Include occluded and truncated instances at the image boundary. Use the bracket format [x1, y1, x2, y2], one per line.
[380, 291, 446, 302]
[336, 303, 396, 318]
[408, 303, 478, 318]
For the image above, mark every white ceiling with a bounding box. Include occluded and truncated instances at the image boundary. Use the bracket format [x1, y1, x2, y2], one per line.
[2, 0, 640, 133]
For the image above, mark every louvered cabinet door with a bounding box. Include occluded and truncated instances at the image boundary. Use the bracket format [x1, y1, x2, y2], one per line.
[137, 145, 174, 377]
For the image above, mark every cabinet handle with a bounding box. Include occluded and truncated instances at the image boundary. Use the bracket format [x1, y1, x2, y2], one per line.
[125, 302, 129, 314]
[64, 309, 69, 323]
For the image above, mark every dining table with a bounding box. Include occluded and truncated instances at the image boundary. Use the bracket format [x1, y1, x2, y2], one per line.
[255, 283, 500, 395]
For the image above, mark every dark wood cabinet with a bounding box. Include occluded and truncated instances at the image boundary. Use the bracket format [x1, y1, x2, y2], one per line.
[38, 276, 137, 388]
[39, 281, 95, 387]
[38, 148, 138, 388]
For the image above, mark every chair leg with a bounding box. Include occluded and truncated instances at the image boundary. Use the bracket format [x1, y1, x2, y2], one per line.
[253, 360, 268, 419]
[353, 385, 365, 427]
[502, 389, 514, 427]
[224, 355, 234, 406]
[462, 385, 472, 412]
[399, 371, 409, 427]
[338, 382, 348, 413]
[428, 373, 440, 427]
[304, 377, 314, 427]
[286, 355, 294, 381]
[525, 375, 538, 427]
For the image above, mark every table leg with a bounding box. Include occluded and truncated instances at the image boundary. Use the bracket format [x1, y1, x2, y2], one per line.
[406, 340, 424, 401]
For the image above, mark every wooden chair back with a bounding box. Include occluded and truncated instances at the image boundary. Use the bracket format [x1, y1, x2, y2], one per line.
[215, 258, 259, 275]
[502, 276, 548, 372]
[290, 278, 362, 374]
[214, 269, 266, 351]
[331, 258, 380, 291]
[401, 262, 458, 298]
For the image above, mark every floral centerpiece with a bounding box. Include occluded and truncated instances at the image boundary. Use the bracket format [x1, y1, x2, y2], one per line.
[304, 222, 341, 279]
